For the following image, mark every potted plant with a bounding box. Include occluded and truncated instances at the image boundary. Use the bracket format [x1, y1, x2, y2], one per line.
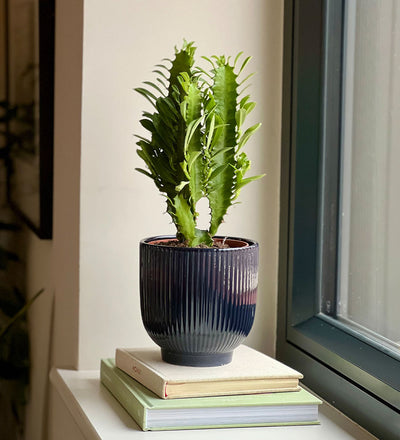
[136, 41, 264, 367]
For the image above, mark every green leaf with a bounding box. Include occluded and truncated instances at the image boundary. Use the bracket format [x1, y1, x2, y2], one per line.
[239, 94, 251, 107]
[156, 96, 179, 118]
[205, 113, 216, 150]
[155, 63, 170, 70]
[135, 87, 158, 108]
[233, 51, 244, 68]
[182, 81, 204, 208]
[152, 69, 169, 81]
[187, 150, 202, 173]
[238, 55, 252, 75]
[206, 59, 238, 236]
[207, 164, 228, 183]
[243, 101, 256, 114]
[235, 108, 247, 132]
[184, 117, 203, 152]
[239, 72, 255, 86]
[238, 82, 252, 96]
[168, 42, 196, 98]
[211, 147, 234, 160]
[201, 56, 216, 69]
[135, 167, 155, 180]
[0, 289, 44, 341]
[175, 181, 189, 192]
[238, 174, 265, 188]
[238, 122, 262, 151]
[233, 173, 265, 201]
[143, 81, 166, 97]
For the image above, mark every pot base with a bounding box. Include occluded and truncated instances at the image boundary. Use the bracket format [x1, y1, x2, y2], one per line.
[161, 349, 233, 367]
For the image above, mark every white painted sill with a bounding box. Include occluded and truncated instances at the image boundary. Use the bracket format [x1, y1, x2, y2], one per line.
[50, 368, 377, 440]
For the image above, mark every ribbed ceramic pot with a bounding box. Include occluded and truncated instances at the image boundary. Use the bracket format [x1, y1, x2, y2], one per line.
[139, 235, 259, 367]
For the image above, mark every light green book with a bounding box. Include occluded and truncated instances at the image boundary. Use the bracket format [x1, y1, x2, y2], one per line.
[100, 358, 321, 431]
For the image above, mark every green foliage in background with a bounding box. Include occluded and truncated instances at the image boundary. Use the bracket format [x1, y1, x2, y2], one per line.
[135, 41, 264, 247]
[0, 216, 43, 437]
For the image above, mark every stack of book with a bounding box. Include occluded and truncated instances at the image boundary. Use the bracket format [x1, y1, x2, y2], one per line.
[100, 345, 321, 431]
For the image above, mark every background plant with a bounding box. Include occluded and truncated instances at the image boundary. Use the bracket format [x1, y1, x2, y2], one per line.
[0, 101, 43, 439]
[136, 41, 264, 247]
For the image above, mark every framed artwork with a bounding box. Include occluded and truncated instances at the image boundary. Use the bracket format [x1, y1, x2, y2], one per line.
[5, 0, 54, 239]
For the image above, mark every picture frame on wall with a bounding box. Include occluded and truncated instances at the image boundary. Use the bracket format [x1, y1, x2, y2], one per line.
[5, 0, 54, 239]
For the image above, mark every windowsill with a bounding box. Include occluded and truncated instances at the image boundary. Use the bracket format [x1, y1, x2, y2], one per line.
[50, 368, 377, 440]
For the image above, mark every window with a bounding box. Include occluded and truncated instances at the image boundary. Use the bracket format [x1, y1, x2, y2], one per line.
[277, 1, 400, 439]
[338, 0, 400, 354]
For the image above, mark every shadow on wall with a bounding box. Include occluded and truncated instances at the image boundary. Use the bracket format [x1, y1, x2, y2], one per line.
[0, 165, 31, 440]
[0, 1, 43, 437]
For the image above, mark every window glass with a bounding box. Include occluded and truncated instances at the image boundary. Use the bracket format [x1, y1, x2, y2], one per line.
[337, 0, 400, 351]
[279, 2, 400, 437]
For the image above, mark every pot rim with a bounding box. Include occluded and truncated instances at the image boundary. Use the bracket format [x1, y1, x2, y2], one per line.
[140, 235, 258, 250]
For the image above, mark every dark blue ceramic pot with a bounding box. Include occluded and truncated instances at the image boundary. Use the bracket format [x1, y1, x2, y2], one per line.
[139, 235, 259, 367]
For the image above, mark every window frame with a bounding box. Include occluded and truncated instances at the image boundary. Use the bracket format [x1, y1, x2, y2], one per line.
[277, 1, 400, 438]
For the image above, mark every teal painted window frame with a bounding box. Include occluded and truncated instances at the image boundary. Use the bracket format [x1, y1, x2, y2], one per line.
[277, 1, 400, 439]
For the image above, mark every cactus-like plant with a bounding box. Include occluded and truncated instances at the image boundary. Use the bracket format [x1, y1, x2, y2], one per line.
[135, 41, 264, 247]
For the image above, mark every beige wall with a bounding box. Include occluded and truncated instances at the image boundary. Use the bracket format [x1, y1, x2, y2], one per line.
[23, 0, 284, 438]
[78, 0, 283, 369]
[24, 0, 84, 438]
[23, 232, 53, 440]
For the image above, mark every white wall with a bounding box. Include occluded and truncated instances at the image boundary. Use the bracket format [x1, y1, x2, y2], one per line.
[78, 0, 283, 369]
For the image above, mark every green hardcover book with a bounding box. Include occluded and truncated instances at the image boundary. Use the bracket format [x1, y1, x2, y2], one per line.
[100, 358, 322, 431]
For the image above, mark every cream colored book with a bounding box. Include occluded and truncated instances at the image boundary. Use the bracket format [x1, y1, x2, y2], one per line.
[115, 345, 303, 399]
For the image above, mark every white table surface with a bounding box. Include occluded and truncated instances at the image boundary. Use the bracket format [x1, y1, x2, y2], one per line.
[50, 368, 377, 440]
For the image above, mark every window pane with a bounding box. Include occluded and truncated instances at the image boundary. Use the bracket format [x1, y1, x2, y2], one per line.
[338, 0, 400, 349]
